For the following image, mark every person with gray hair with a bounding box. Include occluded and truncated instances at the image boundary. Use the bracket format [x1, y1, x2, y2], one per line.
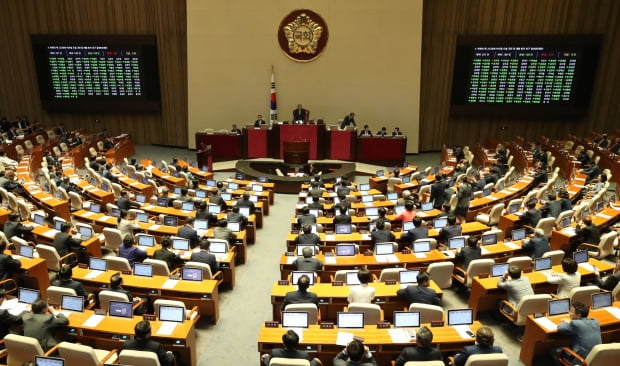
[522, 228, 549, 259]
[292, 246, 323, 271]
[395, 325, 442, 365]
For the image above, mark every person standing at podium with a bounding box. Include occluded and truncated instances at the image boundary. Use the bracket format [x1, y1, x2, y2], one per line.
[293, 104, 308, 123]
[254, 114, 267, 127]
[340, 113, 356, 129]
[230, 124, 242, 134]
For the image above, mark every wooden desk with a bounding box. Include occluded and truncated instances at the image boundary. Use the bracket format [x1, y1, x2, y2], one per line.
[357, 137, 407, 165]
[223, 178, 275, 205]
[104, 136, 135, 166]
[11, 256, 50, 297]
[195, 132, 244, 161]
[258, 322, 481, 366]
[465, 176, 536, 222]
[111, 168, 154, 198]
[28, 223, 103, 258]
[71, 267, 221, 324]
[61, 309, 196, 366]
[270, 282, 438, 324]
[368, 166, 418, 192]
[19, 169, 70, 221]
[468, 258, 614, 315]
[520, 302, 620, 366]
[549, 203, 620, 251]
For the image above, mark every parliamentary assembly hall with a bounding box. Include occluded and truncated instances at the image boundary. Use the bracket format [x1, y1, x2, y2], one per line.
[0, 1, 619, 365]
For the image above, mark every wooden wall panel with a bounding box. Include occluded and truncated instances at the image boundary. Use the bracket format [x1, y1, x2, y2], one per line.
[420, 0, 620, 151]
[0, 0, 187, 147]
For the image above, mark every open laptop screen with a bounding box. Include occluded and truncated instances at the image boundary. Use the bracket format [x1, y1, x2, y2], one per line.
[90, 203, 101, 213]
[491, 263, 510, 277]
[413, 240, 431, 253]
[172, 238, 190, 251]
[78, 225, 93, 239]
[448, 236, 466, 250]
[133, 263, 153, 277]
[181, 202, 194, 211]
[19, 288, 40, 304]
[137, 234, 155, 247]
[163, 215, 178, 227]
[509, 203, 520, 214]
[33, 213, 45, 225]
[291, 271, 316, 285]
[447, 308, 474, 326]
[560, 216, 572, 228]
[181, 267, 203, 281]
[421, 202, 433, 211]
[159, 305, 185, 323]
[336, 244, 356, 256]
[194, 219, 208, 230]
[228, 222, 241, 232]
[345, 271, 361, 285]
[548, 299, 570, 316]
[361, 195, 373, 203]
[433, 217, 448, 229]
[239, 207, 251, 217]
[207, 204, 221, 214]
[534, 257, 552, 271]
[135, 194, 146, 203]
[282, 311, 309, 328]
[365, 207, 378, 217]
[399, 270, 419, 284]
[61, 294, 84, 312]
[374, 243, 394, 255]
[511, 228, 526, 241]
[387, 192, 398, 201]
[393, 311, 420, 328]
[19, 245, 34, 258]
[157, 197, 169, 207]
[109, 300, 133, 318]
[573, 250, 588, 264]
[375, 170, 384, 177]
[481, 233, 498, 245]
[34, 356, 65, 366]
[402, 221, 414, 231]
[335, 224, 352, 234]
[210, 241, 228, 254]
[337, 312, 365, 328]
[359, 183, 370, 191]
[89, 257, 107, 271]
[136, 212, 149, 223]
[591, 292, 613, 309]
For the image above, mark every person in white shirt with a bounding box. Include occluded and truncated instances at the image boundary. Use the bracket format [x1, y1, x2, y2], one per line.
[347, 268, 375, 303]
[0, 150, 17, 169]
[546, 258, 581, 298]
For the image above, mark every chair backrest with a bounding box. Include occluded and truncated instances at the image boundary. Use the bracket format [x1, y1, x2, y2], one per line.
[427, 261, 455, 289]
[408, 303, 444, 323]
[0, 231, 10, 247]
[269, 358, 311, 366]
[284, 303, 319, 325]
[488, 203, 505, 224]
[542, 250, 565, 266]
[535, 217, 557, 238]
[68, 191, 83, 211]
[404, 361, 445, 366]
[111, 183, 123, 199]
[514, 294, 552, 325]
[613, 281, 620, 302]
[596, 231, 618, 258]
[506, 256, 532, 271]
[35, 244, 62, 272]
[568, 286, 600, 308]
[333, 270, 357, 282]
[10, 236, 29, 251]
[464, 353, 509, 366]
[143, 258, 171, 276]
[119, 350, 161, 366]
[585, 342, 620, 364]
[103, 227, 124, 250]
[98, 290, 130, 311]
[106, 256, 132, 271]
[185, 261, 215, 279]
[387, 177, 403, 192]
[466, 259, 495, 287]
[4, 334, 45, 366]
[555, 210, 574, 224]
[58, 342, 101, 366]
[47, 286, 77, 305]
[347, 303, 382, 324]
[378, 268, 406, 282]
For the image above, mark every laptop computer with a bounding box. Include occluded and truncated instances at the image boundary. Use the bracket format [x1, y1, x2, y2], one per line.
[591, 292, 613, 309]
[291, 271, 316, 285]
[560, 216, 572, 228]
[365, 207, 379, 217]
[258, 176, 268, 183]
[249, 195, 258, 203]
[228, 222, 241, 232]
[448, 236, 466, 250]
[337, 312, 365, 328]
[491, 263, 510, 277]
[181, 201, 194, 211]
[399, 270, 420, 284]
[181, 267, 203, 281]
[235, 173, 245, 180]
[109, 300, 133, 318]
[508, 203, 520, 214]
[19, 288, 40, 304]
[78, 225, 93, 239]
[34, 356, 65, 366]
[136, 212, 149, 223]
[163, 216, 178, 227]
[335, 224, 352, 235]
[282, 311, 309, 328]
[393, 311, 421, 338]
[359, 183, 370, 191]
[210, 241, 229, 260]
[345, 271, 361, 285]
[196, 189, 207, 198]
[157, 197, 169, 207]
[374, 243, 394, 255]
[33, 213, 45, 225]
[136, 234, 155, 247]
[61, 294, 84, 312]
[375, 170, 384, 177]
[228, 182, 239, 190]
[252, 184, 263, 192]
[89, 257, 107, 272]
[194, 219, 208, 230]
[511, 228, 527, 241]
[481, 232, 498, 245]
[394, 205, 406, 215]
[402, 221, 414, 231]
[220, 192, 232, 201]
[548, 298, 570, 316]
[433, 217, 448, 229]
[135, 194, 146, 203]
[421, 202, 433, 212]
[172, 238, 190, 251]
[174, 187, 182, 195]
[133, 263, 154, 277]
[19, 245, 34, 258]
[207, 205, 221, 214]
[54, 220, 64, 231]
[447, 308, 474, 326]
[361, 195, 373, 204]
[206, 179, 216, 187]
[387, 192, 398, 201]
[413, 240, 431, 253]
[573, 250, 588, 264]
[239, 207, 251, 217]
[158, 305, 185, 323]
[336, 244, 356, 256]
[534, 257, 552, 271]
[402, 176, 411, 184]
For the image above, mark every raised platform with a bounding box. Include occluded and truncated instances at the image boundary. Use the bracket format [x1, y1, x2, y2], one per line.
[235, 159, 356, 193]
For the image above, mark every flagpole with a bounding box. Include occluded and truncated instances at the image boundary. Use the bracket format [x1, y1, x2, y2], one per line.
[269, 66, 278, 126]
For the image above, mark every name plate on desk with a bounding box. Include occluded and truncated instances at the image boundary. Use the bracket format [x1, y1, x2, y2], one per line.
[265, 321, 279, 328]
[431, 321, 445, 327]
[363, 251, 373, 256]
[332, 281, 343, 286]
[320, 322, 334, 329]
[278, 280, 289, 285]
[385, 280, 397, 285]
[402, 249, 411, 254]
[285, 252, 294, 256]
[121, 270, 132, 275]
[377, 322, 391, 329]
[78, 263, 88, 269]
[143, 314, 156, 321]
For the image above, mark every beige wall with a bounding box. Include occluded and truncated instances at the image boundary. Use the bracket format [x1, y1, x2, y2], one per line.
[187, 0, 423, 152]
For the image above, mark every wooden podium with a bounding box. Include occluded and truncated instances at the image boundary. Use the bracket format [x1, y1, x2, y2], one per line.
[196, 145, 213, 172]
[283, 141, 309, 165]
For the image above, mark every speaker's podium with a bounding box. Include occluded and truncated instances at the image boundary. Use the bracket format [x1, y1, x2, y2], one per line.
[283, 141, 309, 165]
[196, 145, 213, 172]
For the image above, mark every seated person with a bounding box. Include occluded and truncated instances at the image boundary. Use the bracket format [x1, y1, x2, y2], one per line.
[497, 264, 534, 315]
[522, 228, 549, 259]
[395, 326, 442, 365]
[359, 125, 373, 137]
[119, 236, 147, 266]
[376, 127, 388, 137]
[213, 219, 236, 245]
[397, 271, 441, 306]
[23, 299, 69, 353]
[554, 301, 602, 365]
[118, 209, 140, 238]
[451, 326, 503, 366]
[392, 127, 403, 136]
[236, 192, 256, 213]
[3, 212, 34, 241]
[281, 275, 318, 310]
[546, 258, 580, 298]
[158, 187, 174, 207]
[195, 200, 217, 225]
[438, 215, 462, 244]
[226, 206, 248, 227]
[541, 192, 562, 218]
[116, 190, 141, 210]
[370, 221, 395, 244]
[574, 216, 600, 251]
[178, 217, 201, 248]
[52, 265, 89, 298]
[592, 267, 620, 291]
[123, 320, 177, 366]
[347, 269, 375, 304]
[308, 182, 325, 199]
[295, 224, 321, 246]
[401, 217, 429, 246]
[153, 236, 182, 270]
[333, 205, 352, 225]
[333, 339, 377, 366]
[297, 206, 317, 226]
[521, 200, 542, 231]
[261, 329, 322, 366]
[0, 290, 22, 346]
[394, 200, 416, 222]
[307, 195, 324, 211]
[109, 274, 147, 315]
[0, 240, 21, 287]
[293, 246, 323, 272]
[177, 187, 193, 203]
[455, 236, 481, 270]
[189, 238, 219, 273]
[53, 222, 82, 263]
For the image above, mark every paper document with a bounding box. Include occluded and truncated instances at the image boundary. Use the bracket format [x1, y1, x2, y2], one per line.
[604, 307, 620, 319]
[453, 325, 476, 339]
[388, 328, 412, 343]
[324, 257, 337, 264]
[534, 317, 558, 331]
[82, 314, 105, 328]
[84, 270, 105, 279]
[156, 322, 178, 335]
[162, 279, 179, 289]
[335, 331, 354, 346]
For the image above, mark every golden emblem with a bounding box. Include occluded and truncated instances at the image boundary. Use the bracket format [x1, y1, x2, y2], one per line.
[283, 13, 323, 54]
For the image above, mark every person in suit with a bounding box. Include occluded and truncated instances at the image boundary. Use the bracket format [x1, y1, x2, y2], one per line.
[281, 274, 318, 310]
[190, 238, 219, 273]
[430, 174, 447, 210]
[213, 219, 236, 245]
[262, 330, 322, 366]
[392, 127, 403, 136]
[295, 224, 321, 246]
[153, 236, 182, 270]
[531, 165, 548, 187]
[522, 228, 549, 259]
[609, 137, 620, 154]
[455, 236, 482, 269]
[293, 104, 308, 122]
[118, 210, 140, 238]
[359, 124, 372, 136]
[51, 265, 88, 298]
[0, 240, 21, 286]
[307, 195, 324, 211]
[581, 162, 601, 183]
[438, 215, 462, 244]
[123, 320, 177, 366]
[597, 133, 610, 149]
[554, 301, 602, 365]
[23, 299, 69, 353]
[109, 274, 148, 315]
[394, 326, 442, 365]
[226, 206, 248, 227]
[340, 112, 356, 129]
[546, 258, 581, 299]
[3, 212, 34, 241]
[236, 192, 255, 212]
[297, 206, 317, 226]
[336, 180, 352, 197]
[454, 176, 472, 223]
[541, 192, 562, 218]
[333, 340, 377, 366]
[497, 264, 534, 315]
[333, 205, 352, 225]
[452, 326, 503, 366]
[375, 127, 388, 137]
[401, 217, 429, 248]
[254, 114, 267, 127]
[347, 269, 375, 303]
[195, 201, 217, 226]
[521, 200, 542, 231]
[158, 187, 175, 207]
[575, 216, 601, 245]
[397, 271, 441, 306]
[370, 207, 391, 228]
[53, 222, 82, 263]
[293, 246, 323, 272]
[119, 236, 147, 266]
[116, 190, 141, 210]
[0, 290, 22, 346]
[370, 221, 395, 244]
[230, 123, 242, 134]
[177, 187, 193, 203]
[178, 217, 201, 249]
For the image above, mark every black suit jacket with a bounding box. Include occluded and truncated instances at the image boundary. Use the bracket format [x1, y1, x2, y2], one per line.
[453, 345, 503, 366]
[575, 224, 601, 244]
[333, 214, 352, 225]
[522, 236, 549, 259]
[371, 229, 395, 244]
[264, 348, 319, 366]
[521, 208, 542, 228]
[401, 227, 429, 244]
[397, 285, 441, 306]
[293, 108, 307, 121]
[455, 246, 482, 269]
[395, 345, 443, 366]
[189, 250, 219, 273]
[123, 338, 175, 366]
[53, 232, 82, 258]
[281, 290, 319, 310]
[3, 220, 34, 240]
[178, 225, 200, 248]
[52, 278, 88, 297]
[0, 253, 21, 282]
[438, 225, 462, 244]
[430, 181, 447, 209]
